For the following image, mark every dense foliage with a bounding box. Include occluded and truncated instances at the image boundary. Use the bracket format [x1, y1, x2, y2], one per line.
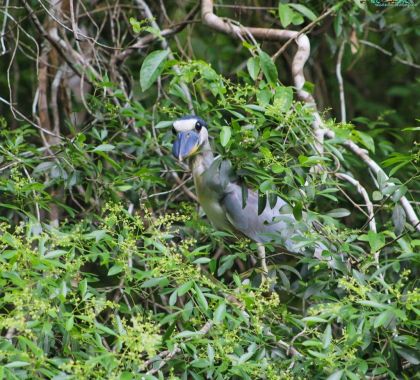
[0, 1, 419, 379]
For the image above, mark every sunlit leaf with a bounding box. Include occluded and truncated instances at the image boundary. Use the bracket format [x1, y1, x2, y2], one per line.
[220, 126, 232, 147]
[247, 57, 260, 80]
[278, 4, 294, 27]
[289, 4, 317, 21]
[140, 49, 169, 91]
[259, 51, 278, 85]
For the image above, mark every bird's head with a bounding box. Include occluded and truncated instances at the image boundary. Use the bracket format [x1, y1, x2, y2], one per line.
[172, 115, 209, 161]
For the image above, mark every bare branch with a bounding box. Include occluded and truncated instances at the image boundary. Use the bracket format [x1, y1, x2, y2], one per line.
[146, 321, 214, 375]
[335, 174, 375, 228]
[327, 131, 420, 232]
[359, 39, 420, 70]
[0, 0, 9, 56]
[336, 41, 346, 123]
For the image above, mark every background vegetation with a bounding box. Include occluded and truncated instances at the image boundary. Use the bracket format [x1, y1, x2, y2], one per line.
[0, 0, 419, 379]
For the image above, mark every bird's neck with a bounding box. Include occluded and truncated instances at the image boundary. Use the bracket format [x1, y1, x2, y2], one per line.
[190, 140, 214, 178]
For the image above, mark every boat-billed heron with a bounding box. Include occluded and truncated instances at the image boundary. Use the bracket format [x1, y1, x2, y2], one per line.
[171, 115, 326, 276]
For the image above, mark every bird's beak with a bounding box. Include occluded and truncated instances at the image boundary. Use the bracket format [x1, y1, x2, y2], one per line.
[172, 131, 199, 161]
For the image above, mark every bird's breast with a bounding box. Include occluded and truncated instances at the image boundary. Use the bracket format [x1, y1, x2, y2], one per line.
[194, 174, 233, 232]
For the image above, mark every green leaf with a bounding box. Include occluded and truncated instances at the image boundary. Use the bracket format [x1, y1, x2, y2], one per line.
[33, 161, 55, 173]
[272, 163, 285, 173]
[293, 202, 303, 221]
[93, 144, 115, 152]
[322, 324, 332, 349]
[374, 310, 394, 328]
[352, 130, 375, 153]
[140, 50, 169, 91]
[291, 13, 304, 25]
[326, 370, 344, 380]
[259, 51, 278, 85]
[44, 249, 66, 259]
[303, 81, 315, 93]
[141, 277, 168, 288]
[395, 347, 420, 365]
[358, 300, 389, 309]
[192, 257, 211, 264]
[116, 185, 132, 192]
[178, 280, 194, 296]
[259, 179, 273, 193]
[155, 120, 173, 129]
[372, 190, 383, 201]
[17, 337, 43, 357]
[65, 315, 74, 331]
[129, 17, 141, 33]
[308, 350, 328, 358]
[345, 371, 361, 380]
[247, 57, 260, 80]
[84, 230, 108, 242]
[278, 4, 294, 27]
[208, 344, 215, 364]
[327, 208, 350, 218]
[194, 284, 208, 310]
[94, 321, 118, 336]
[391, 185, 407, 203]
[169, 290, 178, 306]
[361, 231, 385, 253]
[191, 358, 211, 368]
[392, 204, 406, 235]
[274, 87, 293, 112]
[257, 89, 272, 106]
[220, 126, 232, 147]
[79, 279, 87, 297]
[302, 316, 328, 323]
[174, 330, 201, 339]
[213, 302, 226, 323]
[258, 193, 267, 216]
[289, 4, 317, 21]
[108, 264, 123, 276]
[5, 361, 31, 368]
[389, 161, 410, 177]
[411, 239, 420, 247]
[120, 372, 134, 380]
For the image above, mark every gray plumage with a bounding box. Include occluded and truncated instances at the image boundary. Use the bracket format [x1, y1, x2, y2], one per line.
[171, 115, 327, 261]
[201, 158, 304, 252]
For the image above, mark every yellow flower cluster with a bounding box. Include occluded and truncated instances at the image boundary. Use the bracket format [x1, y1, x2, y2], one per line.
[118, 314, 162, 364]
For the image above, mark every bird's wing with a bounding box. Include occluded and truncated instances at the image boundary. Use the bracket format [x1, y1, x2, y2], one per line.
[202, 159, 330, 257]
[202, 158, 237, 197]
[202, 159, 301, 249]
[222, 182, 302, 249]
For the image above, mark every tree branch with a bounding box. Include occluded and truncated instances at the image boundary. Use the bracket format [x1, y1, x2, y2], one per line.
[327, 131, 420, 232]
[336, 41, 346, 123]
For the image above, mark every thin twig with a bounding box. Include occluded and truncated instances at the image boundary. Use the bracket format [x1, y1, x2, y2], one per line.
[0, 96, 63, 139]
[359, 39, 420, 70]
[335, 173, 376, 232]
[272, 5, 339, 61]
[325, 130, 420, 232]
[146, 321, 214, 375]
[0, 0, 9, 55]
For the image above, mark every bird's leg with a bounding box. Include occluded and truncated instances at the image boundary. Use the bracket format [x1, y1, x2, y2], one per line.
[257, 243, 268, 284]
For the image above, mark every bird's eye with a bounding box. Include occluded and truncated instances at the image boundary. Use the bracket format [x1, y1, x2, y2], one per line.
[195, 122, 202, 131]
[172, 127, 177, 135]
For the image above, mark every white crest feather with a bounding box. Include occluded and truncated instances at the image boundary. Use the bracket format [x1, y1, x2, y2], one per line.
[173, 118, 198, 132]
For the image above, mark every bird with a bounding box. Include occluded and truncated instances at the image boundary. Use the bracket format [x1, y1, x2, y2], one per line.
[171, 115, 326, 277]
